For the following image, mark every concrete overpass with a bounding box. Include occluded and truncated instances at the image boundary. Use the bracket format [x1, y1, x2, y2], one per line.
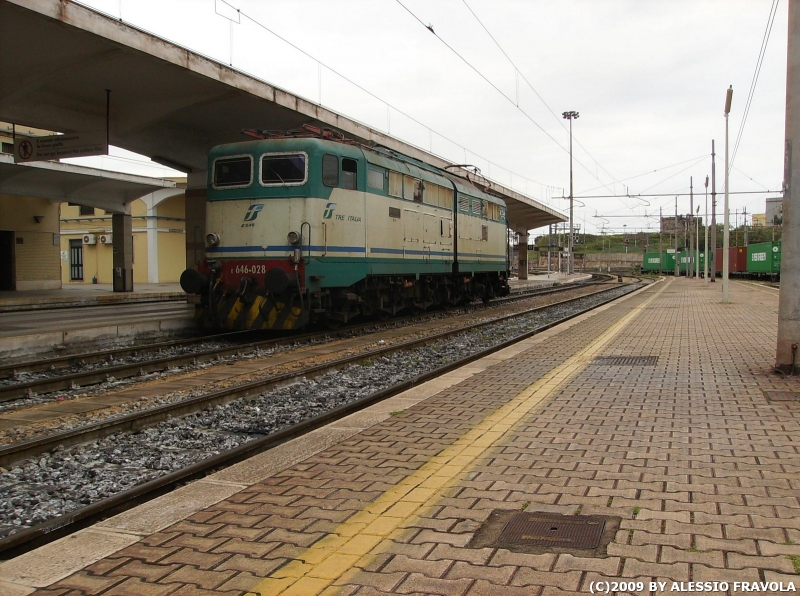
[0, 0, 565, 283]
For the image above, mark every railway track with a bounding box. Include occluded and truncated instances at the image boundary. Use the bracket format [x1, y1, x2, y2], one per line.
[0, 277, 610, 402]
[0, 278, 643, 558]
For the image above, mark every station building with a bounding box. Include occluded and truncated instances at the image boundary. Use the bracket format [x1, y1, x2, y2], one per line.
[0, 122, 181, 292]
[59, 186, 186, 286]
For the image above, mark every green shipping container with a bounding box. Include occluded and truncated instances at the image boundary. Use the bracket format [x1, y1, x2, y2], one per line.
[642, 252, 663, 272]
[746, 241, 781, 274]
[642, 251, 679, 273]
[677, 250, 712, 274]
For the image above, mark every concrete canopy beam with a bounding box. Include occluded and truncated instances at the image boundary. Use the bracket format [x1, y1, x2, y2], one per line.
[0, 155, 175, 214]
[0, 0, 566, 230]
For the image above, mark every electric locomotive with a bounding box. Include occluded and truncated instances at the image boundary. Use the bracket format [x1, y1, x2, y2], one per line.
[180, 130, 511, 330]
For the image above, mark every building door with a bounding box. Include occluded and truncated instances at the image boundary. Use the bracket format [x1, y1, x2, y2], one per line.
[69, 239, 84, 281]
[0, 231, 14, 291]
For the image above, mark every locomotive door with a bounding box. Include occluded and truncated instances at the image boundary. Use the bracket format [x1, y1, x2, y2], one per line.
[403, 209, 421, 259]
[423, 213, 438, 262]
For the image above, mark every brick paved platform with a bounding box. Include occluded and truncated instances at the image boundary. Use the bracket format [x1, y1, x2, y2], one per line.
[2, 278, 799, 596]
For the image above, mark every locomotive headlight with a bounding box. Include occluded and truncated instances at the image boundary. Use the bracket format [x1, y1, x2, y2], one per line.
[287, 231, 301, 245]
[205, 232, 221, 247]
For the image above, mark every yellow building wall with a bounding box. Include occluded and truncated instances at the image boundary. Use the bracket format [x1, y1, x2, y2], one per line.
[157, 194, 185, 219]
[133, 230, 148, 285]
[60, 203, 112, 284]
[0, 194, 61, 290]
[158, 231, 186, 282]
[59, 194, 186, 285]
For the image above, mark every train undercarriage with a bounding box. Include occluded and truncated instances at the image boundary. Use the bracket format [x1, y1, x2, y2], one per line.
[187, 266, 510, 331]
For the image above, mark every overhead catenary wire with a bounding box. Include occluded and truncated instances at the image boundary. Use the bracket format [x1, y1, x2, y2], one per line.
[213, 0, 559, 197]
[460, 0, 622, 193]
[730, 0, 780, 169]
[393, 0, 616, 194]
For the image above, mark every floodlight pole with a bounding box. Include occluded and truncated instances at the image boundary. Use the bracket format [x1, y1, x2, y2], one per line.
[722, 85, 733, 302]
[562, 110, 579, 275]
[704, 175, 709, 283]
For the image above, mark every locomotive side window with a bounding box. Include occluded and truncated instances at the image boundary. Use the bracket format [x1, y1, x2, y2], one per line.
[388, 171, 403, 197]
[439, 187, 453, 210]
[403, 175, 415, 201]
[413, 179, 423, 203]
[424, 184, 439, 206]
[261, 153, 306, 185]
[342, 158, 358, 190]
[213, 156, 253, 188]
[368, 168, 385, 190]
[322, 154, 339, 187]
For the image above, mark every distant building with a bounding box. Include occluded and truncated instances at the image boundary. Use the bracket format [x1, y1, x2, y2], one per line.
[660, 215, 700, 235]
[766, 197, 783, 226]
[752, 213, 766, 227]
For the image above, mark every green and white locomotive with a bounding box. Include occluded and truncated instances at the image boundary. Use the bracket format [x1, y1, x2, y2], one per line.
[180, 132, 511, 330]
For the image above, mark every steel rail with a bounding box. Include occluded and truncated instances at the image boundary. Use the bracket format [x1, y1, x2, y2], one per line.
[0, 280, 640, 559]
[0, 284, 619, 469]
[0, 281, 606, 400]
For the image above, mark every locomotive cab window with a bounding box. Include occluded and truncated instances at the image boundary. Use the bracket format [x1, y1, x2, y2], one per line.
[342, 158, 358, 190]
[322, 154, 339, 187]
[213, 156, 253, 188]
[260, 153, 307, 186]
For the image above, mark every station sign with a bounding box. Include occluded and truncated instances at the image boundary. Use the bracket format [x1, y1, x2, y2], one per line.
[14, 131, 108, 163]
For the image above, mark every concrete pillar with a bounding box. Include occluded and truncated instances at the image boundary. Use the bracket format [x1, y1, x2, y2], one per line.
[112, 213, 133, 292]
[146, 202, 159, 283]
[778, 0, 800, 374]
[139, 189, 183, 284]
[517, 228, 528, 280]
[185, 171, 207, 271]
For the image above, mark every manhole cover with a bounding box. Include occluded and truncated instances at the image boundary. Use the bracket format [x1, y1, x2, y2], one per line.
[764, 391, 800, 402]
[497, 512, 605, 549]
[590, 356, 659, 366]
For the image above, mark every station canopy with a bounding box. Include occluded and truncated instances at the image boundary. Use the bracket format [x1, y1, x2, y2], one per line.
[0, 0, 565, 231]
[0, 154, 175, 214]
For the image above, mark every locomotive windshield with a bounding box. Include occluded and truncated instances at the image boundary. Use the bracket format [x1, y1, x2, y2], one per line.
[261, 153, 307, 185]
[213, 156, 252, 188]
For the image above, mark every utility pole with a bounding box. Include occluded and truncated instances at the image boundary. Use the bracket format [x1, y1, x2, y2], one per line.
[710, 141, 717, 282]
[704, 176, 710, 283]
[659, 207, 663, 274]
[777, 0, 800, 373]
[744, 207, 748, 245]
[675, 197, 680, 277]
[562, 110, 579, 276]
[696, 205, 700, 279]
[689, 177, 694, 278]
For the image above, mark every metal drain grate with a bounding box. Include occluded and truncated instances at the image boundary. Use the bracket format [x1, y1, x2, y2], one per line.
[497, 513, 605, 549]
[590, 356, 659, 366]
[764, 391, 800, 402]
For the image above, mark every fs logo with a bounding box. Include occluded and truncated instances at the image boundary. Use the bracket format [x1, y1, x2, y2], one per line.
[244, 204, 264, 222]
[323, 202, 337, 219]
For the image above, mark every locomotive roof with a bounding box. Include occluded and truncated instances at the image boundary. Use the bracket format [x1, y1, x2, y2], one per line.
[211, 138, 506, 206]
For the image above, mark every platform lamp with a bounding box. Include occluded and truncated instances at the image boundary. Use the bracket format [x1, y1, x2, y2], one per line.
[722, 85, 733, 302]
[562, 110, 579, 275]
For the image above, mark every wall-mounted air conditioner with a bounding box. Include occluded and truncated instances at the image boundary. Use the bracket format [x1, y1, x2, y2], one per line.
[100, 234, 113, 244]
[83, 234, 97, 245]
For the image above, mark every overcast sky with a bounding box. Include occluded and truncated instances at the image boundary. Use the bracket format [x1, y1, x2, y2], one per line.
[72, 0, 789, 237]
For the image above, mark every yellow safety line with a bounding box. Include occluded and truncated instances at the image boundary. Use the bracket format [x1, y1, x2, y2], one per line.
[246, 279, 671, 596]
[736, 280, 780, 293]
